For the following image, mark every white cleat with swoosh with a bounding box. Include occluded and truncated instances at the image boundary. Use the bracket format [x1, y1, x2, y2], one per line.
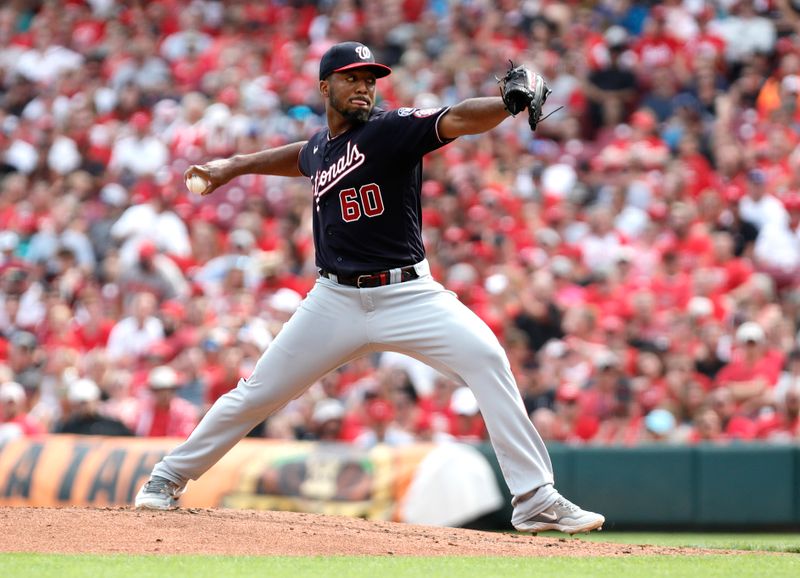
[514, 495, 605, 535]
[134, 476, 184, 510]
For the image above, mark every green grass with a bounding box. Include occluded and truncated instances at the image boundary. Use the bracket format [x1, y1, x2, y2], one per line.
[2, 534, 798, 577]
[0, 552, 798, 578]
[540, 531, 800, 553]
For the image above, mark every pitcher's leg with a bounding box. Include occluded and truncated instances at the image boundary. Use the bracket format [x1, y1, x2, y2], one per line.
[372, 280, 604, 532]
[371, 279, 554, 503]
[152, 282, 369, 486]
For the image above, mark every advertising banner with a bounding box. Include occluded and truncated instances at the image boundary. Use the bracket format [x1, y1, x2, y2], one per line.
[0, 436, 504, 526]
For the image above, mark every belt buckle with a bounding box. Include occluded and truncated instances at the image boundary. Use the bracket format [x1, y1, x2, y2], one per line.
[356, 274, 371, 288]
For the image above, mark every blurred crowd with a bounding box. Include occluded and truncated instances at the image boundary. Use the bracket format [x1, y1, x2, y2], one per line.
[1, 0, 800, 448]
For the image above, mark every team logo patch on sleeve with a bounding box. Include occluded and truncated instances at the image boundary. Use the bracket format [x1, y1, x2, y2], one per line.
[413, 107, 443, 118]
[397, 107, 416, 116]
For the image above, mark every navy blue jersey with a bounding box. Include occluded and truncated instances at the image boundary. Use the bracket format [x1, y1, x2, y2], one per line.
[298, 107, 453, 276]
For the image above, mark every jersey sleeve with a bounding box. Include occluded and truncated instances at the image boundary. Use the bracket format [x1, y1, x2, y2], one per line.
[297, 141, 311, 177]
[380, 107, 455, 159]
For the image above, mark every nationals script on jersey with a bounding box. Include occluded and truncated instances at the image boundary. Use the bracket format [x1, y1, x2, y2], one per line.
[298, 107, 453, 276]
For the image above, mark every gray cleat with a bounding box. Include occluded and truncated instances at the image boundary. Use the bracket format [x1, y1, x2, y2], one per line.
[134, 475, 184, 510]
[514, 495, 605, 535]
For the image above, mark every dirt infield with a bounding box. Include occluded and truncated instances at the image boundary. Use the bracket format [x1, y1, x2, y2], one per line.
[0, 507, 749, 557]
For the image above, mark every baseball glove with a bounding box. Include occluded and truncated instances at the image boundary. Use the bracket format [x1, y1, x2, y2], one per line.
[498, 61, 553, 131]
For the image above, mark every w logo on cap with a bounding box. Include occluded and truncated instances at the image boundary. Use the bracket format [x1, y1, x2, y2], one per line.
[319, 41, 391, 80]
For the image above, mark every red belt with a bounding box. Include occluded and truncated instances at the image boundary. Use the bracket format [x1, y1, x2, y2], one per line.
[320, 266, 419, 288]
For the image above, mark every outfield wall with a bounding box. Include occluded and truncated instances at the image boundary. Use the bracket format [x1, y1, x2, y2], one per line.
[0, 436, 797, 529]
[481, 443, 800, 530]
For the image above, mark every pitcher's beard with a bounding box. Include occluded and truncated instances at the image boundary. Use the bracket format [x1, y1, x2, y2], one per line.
[342, 108, 370, 124]
[329, 88, 370, 124]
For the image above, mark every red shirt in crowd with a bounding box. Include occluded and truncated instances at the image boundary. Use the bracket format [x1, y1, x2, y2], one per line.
[715, 352, 783, 390]
[134, 397, 198, 438]
[1, 413, 45, 437]
[756, 411, 800, 440]
[71, 320, 115, 351]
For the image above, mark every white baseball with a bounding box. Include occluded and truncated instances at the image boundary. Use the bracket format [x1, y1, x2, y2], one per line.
[186, 174, 209, 194]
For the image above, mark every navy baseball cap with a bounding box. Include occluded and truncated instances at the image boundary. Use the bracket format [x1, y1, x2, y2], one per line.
[319, 41, 392, 81]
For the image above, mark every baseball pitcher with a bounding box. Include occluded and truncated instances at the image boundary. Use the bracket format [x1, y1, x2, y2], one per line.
[135, 41, 604, 535]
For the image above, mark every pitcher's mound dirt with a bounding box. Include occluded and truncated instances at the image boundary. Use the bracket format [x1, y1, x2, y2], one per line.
[1, 507, 735, 557]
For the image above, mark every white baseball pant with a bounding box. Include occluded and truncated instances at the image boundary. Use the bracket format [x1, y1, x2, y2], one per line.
[152, 260, 556, 512]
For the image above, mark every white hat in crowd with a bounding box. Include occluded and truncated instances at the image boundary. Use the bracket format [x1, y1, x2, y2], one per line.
[148, 366, 179, 390]
[0, 231, 19, 252]
[99, 183, 129, 207]
[269, 288, 302, 314]
[230, 228, 256, 249]
[735, 322, 765, 344]
[593, 349, 620, 370]
[312, 398, 345, 424]
[687, 296, 713, 318]
[0, 381, 26, 405]
[67, 379, 101, 404]
[450, 386, 479, 416]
